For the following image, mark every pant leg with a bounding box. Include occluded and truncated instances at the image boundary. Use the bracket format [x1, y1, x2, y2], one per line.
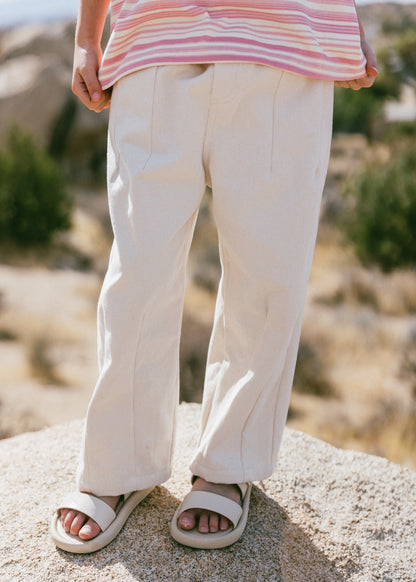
[77, 65, 213, 495]
[190, 65, 334, 484]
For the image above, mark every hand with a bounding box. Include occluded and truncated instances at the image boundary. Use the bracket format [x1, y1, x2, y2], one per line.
[72, 44, 112, 112]
[335, 39, 378, 91]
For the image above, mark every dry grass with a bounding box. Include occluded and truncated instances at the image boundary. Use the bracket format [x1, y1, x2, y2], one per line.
[27, 329, 66, 386]
[286, 227, 416, 470]
[315, 265, 416, 316]
[293, 339, 335, 398]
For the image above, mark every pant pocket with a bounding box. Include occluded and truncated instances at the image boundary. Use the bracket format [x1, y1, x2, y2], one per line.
[109, 67, 159, 178]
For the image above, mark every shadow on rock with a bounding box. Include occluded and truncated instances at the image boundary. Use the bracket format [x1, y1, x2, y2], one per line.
[59, 485, 345, 582]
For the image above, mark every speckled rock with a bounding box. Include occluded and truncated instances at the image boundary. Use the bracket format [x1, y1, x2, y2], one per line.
[0, 403, 415, 581]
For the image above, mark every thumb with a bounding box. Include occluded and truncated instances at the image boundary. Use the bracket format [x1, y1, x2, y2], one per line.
[367, 60, 378, 77]
[362, 40, 378, 77]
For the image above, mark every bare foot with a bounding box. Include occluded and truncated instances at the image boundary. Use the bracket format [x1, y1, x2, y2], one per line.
[60, 494, 120, 540]
[178, 478, 241, 533]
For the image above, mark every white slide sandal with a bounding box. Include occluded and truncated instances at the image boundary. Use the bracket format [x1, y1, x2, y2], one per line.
[170, 482, 252, 549]
[50, 488, 154, 554]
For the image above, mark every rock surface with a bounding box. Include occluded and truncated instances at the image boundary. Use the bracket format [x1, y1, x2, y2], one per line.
[0, 403, 415, 582]
[0, 20, 109, 179]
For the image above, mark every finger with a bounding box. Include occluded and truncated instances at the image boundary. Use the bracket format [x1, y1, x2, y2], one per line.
[335, 79, 360, 90]
[351, 78, 365, 91]
[72, 68, 106, 111]
[72, 73, 94, 109]
[89, 96, 111, 113]
[93, 90, 112, 112]
[335, 76, 373, 91]
[102, 88, 113, 109]
[81, 68, 103, 104]
[335, 80, 351, 89]
[353, 74, 376, 90]
[73, 76, 110, 112]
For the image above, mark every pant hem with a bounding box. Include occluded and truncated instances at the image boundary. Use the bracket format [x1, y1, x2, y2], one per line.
[76, 469, 171, 497]
[189, 462, 275, 485]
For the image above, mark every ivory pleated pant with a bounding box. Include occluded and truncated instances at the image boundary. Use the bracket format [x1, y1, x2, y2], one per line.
[77, 63, 334, 495]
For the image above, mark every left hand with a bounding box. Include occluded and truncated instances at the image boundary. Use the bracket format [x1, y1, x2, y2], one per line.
[335, 39, 378, 90]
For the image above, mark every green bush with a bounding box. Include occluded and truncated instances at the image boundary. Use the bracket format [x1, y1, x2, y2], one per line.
[0, 126, 72, 247]
[341, 145, 416, 271]
[333, 86, 383, 137]
[396, 30, 416, 81]
[333, 29, 416, 139]
[382, 14, 416, 36]
[333, 53, 400, 139]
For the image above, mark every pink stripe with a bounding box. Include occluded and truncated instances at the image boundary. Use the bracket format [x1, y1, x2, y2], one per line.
[107, 20, 361, 58]
[100, 0, 365, 88]
[101, 44, 364, 83]
[103, 32, 362, 68]
[101, 53, 364, 88]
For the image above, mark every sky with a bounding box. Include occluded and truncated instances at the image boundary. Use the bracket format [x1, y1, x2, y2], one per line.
[0, 0, 415, 29]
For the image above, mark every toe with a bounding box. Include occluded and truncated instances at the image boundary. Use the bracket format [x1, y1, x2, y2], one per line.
[69, 512, 88, 536]
[57, 494, 119, 541]
[219, 515, 230, 531]
[208, 512, 219, 533]
[62, 509, 78, 532]
[198, 511, 210, 533]
[79, 518, 101, 540]
[178, 509, 196, 530]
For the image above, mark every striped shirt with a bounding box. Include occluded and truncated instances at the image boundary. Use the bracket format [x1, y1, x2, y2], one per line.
[99, 0, 366, 89]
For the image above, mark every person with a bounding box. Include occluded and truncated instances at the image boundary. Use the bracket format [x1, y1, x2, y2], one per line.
[50, 0, 377, 553]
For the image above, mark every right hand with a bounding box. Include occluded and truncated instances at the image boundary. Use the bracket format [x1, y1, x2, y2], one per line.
[72, 44, 111, 112]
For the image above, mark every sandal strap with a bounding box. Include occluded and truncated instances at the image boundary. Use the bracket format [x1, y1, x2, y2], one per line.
[180, 491, 243, 528]
[58, 492, 116, 531]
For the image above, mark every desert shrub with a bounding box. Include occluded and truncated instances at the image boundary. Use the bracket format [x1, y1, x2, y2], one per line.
[396, 30, 416, 82]
[383, 121, 416, 143]
[381, 11, 416, 36]
[0, 126, 72, 247]
[333, 86, 381, 137]
[341, 145, 416, 271]
[333, 52, 400, 139]
[28, 332, 65, 386]
[48, 94, 78, 161]
[293, 341, 334, 397]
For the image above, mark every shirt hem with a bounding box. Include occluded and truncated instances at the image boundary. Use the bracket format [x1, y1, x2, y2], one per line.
[99, 56, 366, 90]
